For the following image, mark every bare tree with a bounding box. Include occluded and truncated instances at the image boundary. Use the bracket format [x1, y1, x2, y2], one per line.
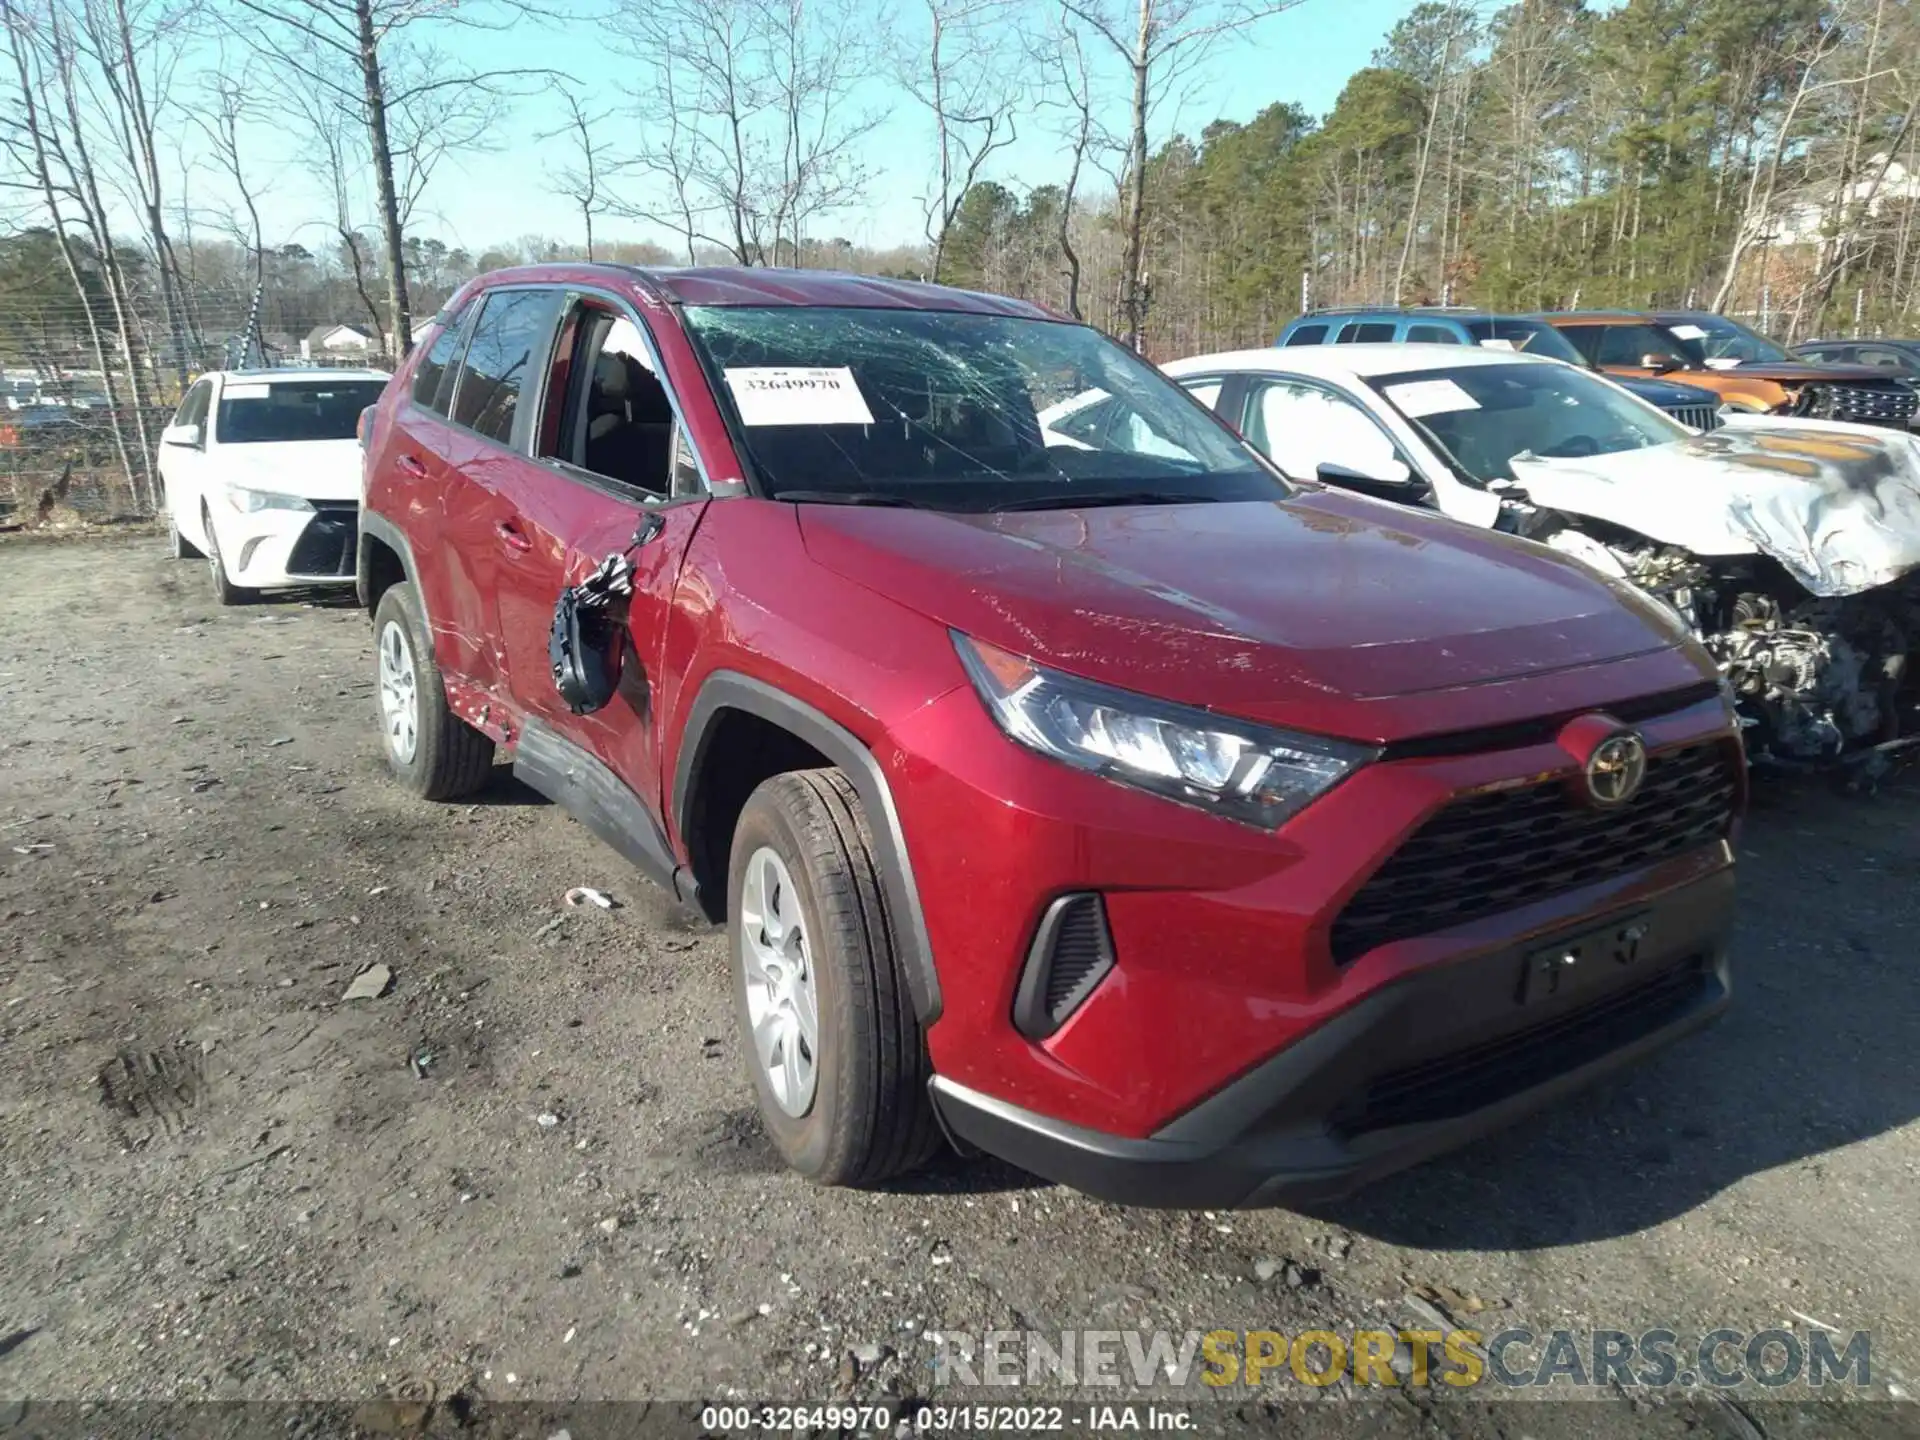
[899, 0, 1022, 281]
[611, 0, 877, 265]
[538, 84, 626, 260]
[0, 0, 145, 505]
[72, 0, 196, 387]
[1712, 17, 1848, 313]
[1392, 0, 1473, 304]
[220, 0, 537, 355]
[1032, 5, 1118, 318]
[194, 66, 265, 296]
[1060, 0, 1305, 350]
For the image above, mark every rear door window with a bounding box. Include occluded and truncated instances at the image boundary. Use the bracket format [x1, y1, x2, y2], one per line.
[1337, 322, 1394, 343]
[451, 289, 564, 446]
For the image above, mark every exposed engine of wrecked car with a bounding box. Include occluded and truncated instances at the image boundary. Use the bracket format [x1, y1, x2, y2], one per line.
[1529, 523, 1920, 763]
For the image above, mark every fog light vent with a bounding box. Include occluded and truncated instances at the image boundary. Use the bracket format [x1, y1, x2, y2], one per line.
[1013, 892, 1115, 1040]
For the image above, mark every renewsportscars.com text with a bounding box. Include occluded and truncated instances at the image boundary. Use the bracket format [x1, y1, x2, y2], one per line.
[930, 1326, 1872, 1392]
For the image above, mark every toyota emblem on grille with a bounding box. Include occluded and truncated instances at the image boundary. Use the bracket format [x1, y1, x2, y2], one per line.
[1586, 732, 1648, 806]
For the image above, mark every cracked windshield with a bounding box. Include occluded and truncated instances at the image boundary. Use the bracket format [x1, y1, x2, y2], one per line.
[683, 305, 1285, 511]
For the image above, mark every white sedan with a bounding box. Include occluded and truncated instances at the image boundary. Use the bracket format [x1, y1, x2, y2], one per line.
[159, 368, 391, 604]
[1157, 342, 1920, 765]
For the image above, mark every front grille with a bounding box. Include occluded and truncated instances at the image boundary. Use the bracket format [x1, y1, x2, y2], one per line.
[1795, 382, 1918, 427]
[1331, 958, 1709, 1135]
[1329, 742, 1737, 965]
[286, 501, 358, 577]
[1663, 404, 1722, 432]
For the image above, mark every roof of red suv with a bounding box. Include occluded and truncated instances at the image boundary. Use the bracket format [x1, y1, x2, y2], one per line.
[472, 262, 1062, 320]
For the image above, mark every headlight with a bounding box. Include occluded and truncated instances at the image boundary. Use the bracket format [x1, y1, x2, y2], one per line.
[226, 486, 314, 514]
[953, 632, 1375, 829]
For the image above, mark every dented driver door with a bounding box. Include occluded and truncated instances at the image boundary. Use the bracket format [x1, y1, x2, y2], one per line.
[501, 298, 709, 831]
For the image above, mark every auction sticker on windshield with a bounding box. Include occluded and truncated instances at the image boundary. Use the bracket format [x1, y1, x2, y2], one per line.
[724, 367, 875, 426]
[1386, 378, 1481, 417]
[1668, 324, 1709, 341]
[223, 383, 272, 401]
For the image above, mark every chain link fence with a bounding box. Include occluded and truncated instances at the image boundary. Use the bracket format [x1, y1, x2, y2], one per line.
[0, 275, 394, 531]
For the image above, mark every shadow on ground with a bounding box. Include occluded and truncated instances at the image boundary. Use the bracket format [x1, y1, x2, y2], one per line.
[1303, 769, 1920, 1249]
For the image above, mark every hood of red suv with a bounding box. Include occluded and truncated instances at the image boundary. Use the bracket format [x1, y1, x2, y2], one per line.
[800, 491, 1689, 740]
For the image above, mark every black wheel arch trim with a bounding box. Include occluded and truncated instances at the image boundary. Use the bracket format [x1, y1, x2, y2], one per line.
[357, 510, 428, 626]
[674, 671, 943, 1024]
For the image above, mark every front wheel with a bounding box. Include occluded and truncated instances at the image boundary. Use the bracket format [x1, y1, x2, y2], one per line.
[165, 495, 202, 559]
[728, 769, 939, 1187]
[202, 507, 253, 605]
[371, 581, 494, 799]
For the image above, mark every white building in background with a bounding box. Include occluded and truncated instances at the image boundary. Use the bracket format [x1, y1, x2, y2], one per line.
[299, 323, 379, 362]
[1774, 154, 1920, 245]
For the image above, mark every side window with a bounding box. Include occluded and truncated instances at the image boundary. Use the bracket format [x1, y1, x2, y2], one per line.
[1406, 325, 1460, 344]
[1594, 325, 1657, 368]
[451, 289, 563, 445]
[1180, 379, 1223, 411]
[174, 380, 212, 428]
[1350, 323, 1395, 343]
[1284, 324, 1327, 347]
[1243, 379, 1400, 481]
[411, 302, 472, 415]
[540, 308, 677, 496]
[1857, 347, 1913, 373]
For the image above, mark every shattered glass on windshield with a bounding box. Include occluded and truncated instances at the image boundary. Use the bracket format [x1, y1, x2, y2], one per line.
[681, 306, 1283, 511]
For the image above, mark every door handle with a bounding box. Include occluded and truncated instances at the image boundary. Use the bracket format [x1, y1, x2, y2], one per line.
[397, 454, 428, 479]
[495, 519, 532, 553]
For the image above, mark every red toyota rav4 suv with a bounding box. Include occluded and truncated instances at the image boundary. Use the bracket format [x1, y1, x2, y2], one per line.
[356, 264, 1742, 1207]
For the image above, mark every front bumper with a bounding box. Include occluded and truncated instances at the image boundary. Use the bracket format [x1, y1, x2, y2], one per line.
[208, 501, 359, 586]
[932, 866, 1733, 1208]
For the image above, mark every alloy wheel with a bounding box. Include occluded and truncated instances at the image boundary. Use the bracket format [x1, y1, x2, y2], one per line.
[378, 619, 419, 764]
[739, 845, 820, 1117]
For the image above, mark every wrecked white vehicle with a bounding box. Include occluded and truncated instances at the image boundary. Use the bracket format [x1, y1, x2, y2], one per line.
[1159, 343, 1920, 768]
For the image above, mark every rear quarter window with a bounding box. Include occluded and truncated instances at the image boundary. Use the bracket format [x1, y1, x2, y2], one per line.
[411, 303, 472, 415]
[1284, 324, 1327, 347]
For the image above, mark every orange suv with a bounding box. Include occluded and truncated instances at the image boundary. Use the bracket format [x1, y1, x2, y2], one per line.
[1542, 311, 1918, 428]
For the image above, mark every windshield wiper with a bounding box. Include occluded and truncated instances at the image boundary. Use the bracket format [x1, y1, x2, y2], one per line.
[986, 491, 1222, 513]
[776, 489, 929, 508]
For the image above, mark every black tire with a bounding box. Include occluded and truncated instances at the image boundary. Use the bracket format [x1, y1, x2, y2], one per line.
[166, 499, 202, 559]
[201, 506, 254, 605]
[728, 769, 939, 1187]
[371, 581, 494, 800]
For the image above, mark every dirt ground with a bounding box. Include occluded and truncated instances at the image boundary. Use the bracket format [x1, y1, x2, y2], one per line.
[2, 533, 1918, 1439]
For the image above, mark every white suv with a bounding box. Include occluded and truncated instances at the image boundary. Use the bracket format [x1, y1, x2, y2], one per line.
[160, 368, 390, 604]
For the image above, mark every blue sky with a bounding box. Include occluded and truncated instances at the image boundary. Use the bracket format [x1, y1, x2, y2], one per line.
[232, 0, 1411, 256]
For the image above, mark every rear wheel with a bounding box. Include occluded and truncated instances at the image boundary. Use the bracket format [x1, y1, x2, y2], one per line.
[371, 581, 494, 800]
[202, 506, 254, 606]
[728, 769, 939, 1187]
